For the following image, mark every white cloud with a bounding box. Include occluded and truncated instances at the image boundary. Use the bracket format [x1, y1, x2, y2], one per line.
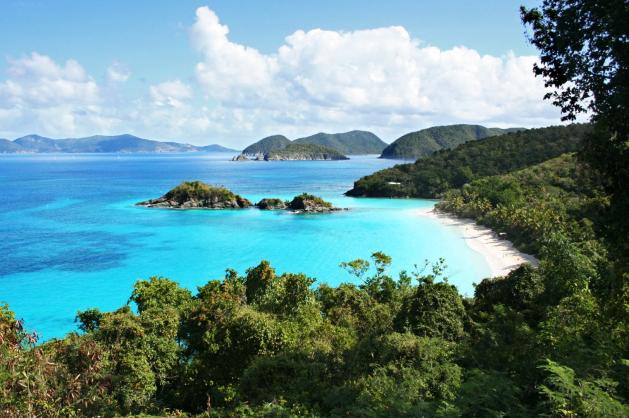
[107, 61, 131, 83]
[189, 6, 562, 143]
[0, 53, 114, 136]
[149, 80, 193, 108]
[0, 7, 563, 146]
[1, 53, 99, 107]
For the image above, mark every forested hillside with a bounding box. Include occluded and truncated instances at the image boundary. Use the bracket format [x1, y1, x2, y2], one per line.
[294, 131, 387, 155]
[379, 124, 523, 159]
[347, 124, 590, 198]
[242, 135, 291, 155]
[240, 131, 385, 156]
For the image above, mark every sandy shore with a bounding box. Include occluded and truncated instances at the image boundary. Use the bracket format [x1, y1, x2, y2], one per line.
[415, 207, 538, 278]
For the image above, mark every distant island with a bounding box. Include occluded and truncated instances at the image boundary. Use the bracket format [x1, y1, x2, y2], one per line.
[0, 134, 237, 154]
[233, 130, 386, 161]
[137, 181, 343, 213]
[379, 124, 525, 160]
[236, 143, 349, 161]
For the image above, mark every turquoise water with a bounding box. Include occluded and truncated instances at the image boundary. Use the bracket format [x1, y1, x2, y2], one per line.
[0, 153, 490, 340]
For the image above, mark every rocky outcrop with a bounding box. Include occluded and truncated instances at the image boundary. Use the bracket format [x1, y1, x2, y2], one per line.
[287, 194, 342, 213]
[136, 181, 252, 209]
[137, 182, 344, 213]
[232, 154, 249, 161]
[255, 198, 288, 210]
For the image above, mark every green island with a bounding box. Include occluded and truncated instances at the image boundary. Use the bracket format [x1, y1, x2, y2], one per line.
[237, 130, 386, 160]
[265, 143, 349, 161]
[292, 130, 387, 155]
[242, 135, 292, 156]
[136, 181, 253, 209]
[137, 182, 342, 213]
[2, 1, 628, 417]
[256, 194, 342, 213]
[236, 143, 349, 161]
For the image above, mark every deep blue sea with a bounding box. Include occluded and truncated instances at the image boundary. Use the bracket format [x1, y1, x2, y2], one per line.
[0, 153, 490, 340]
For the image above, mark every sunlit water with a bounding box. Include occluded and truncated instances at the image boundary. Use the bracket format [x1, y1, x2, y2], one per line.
[0, 153, 490, 339]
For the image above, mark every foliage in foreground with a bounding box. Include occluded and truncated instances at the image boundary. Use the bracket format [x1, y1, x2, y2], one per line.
[1, 238, 627, 416]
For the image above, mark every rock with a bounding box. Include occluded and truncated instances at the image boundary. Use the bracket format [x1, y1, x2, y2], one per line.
[255, 198, 288, 210]
[232, 154, 249, 161]
[137, 183, 346, 214]
[136, 181, 252, 209]
[287, 193, 342, 213]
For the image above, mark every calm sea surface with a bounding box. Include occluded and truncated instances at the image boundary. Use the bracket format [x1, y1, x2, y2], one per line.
[0, 153, 490, 339]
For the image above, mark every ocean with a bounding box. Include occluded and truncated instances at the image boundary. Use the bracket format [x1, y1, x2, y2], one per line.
[0, 153, 490, 339]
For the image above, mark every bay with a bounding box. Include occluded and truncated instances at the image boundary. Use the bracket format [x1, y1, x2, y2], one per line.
[0, 153, 490, 339]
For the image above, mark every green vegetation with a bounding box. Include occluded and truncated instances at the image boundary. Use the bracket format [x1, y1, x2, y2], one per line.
[2, 233, 627, 416]
[266, 143, 349, 160]
[164, 181, 241, 204]
[294, 130, 387, 155]
[2, 1, 627, 416]
[241, 131, 385, 157]
[438, 153, 607, 253]
[242, 135, 291, 155]
[255, 198, 288, 210]
[380, 124, 523, 160]
[288, 193, 333, 211]
[347, 124, 589, 198]
[136, 181, 252, 209]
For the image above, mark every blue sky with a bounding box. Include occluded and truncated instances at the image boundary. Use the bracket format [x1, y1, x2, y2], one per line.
[0, 1, 559, 146]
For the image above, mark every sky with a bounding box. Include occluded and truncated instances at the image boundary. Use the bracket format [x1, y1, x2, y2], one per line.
[0, 0, 561, 147]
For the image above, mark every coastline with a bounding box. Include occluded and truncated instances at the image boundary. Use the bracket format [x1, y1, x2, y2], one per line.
[415, 207, 539, 278]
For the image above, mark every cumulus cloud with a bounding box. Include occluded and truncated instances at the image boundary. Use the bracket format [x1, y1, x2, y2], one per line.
[0, 53, 114, 136]
[190, 6, 562, 141]
[149, 80, 193, 108]
[106, 61, 131, 83]
[0, 7, 562, 145]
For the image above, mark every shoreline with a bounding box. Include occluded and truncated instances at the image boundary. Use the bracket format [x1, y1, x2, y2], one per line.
[415, 207, 539, 278]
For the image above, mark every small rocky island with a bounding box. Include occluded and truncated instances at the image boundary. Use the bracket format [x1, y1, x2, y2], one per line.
[136, 181, 252, 209]
[137, 181, 343, 213]
[233, 143, 349, 161]
[256, 193, 343, 213]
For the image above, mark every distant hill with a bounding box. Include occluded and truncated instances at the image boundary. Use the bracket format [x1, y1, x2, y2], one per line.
[0, 138, 26, 153]
[265, 143, 348, 161]
[239, 130, 385, 157]
[13, 135, 64, 152]
[380, 124, 525, 160]
[198, 144, 238, 152]
[347, 124, 590, 198]
[0, 134, 237, 154]
[294, 130, 386, 155]
[242, 135, 291, 156]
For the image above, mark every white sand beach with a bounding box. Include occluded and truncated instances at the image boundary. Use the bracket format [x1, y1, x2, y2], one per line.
[415, 207, 539, 278]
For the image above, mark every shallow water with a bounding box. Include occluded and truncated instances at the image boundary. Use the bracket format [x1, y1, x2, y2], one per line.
[0, 153, 490, 339]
